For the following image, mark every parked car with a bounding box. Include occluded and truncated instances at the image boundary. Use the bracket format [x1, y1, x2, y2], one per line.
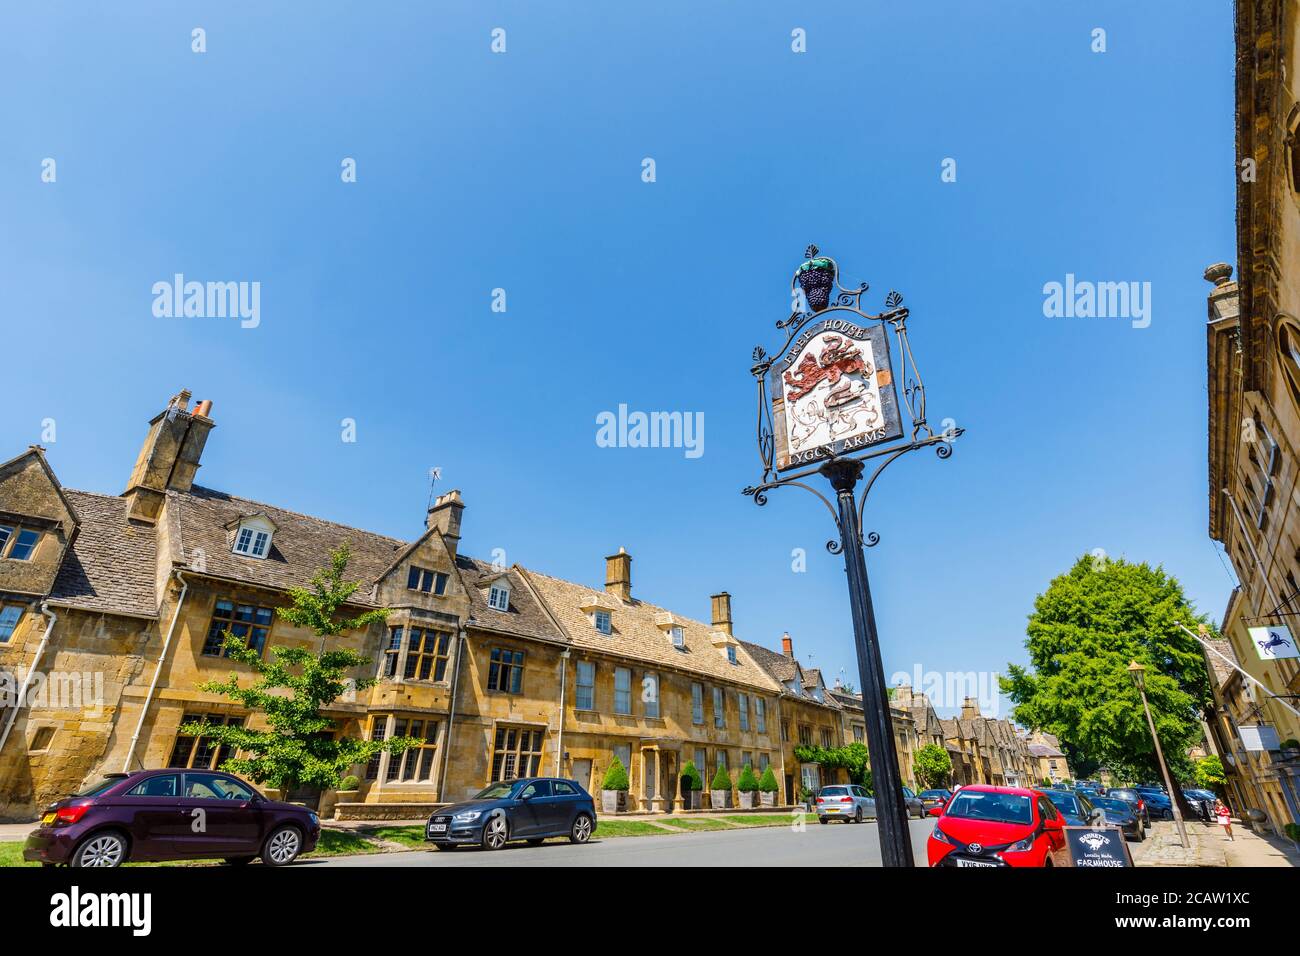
[1090, 796, 1145, 841]
[1183, 789, 1217, 823]
[1041, 788, 1104, 826]
[1107, 787, 1151, 828]
[918, 788, 952, 813]
[900, 786, 926, 818]
[926, 785, 1069, 867]
[23, 769, 319, 868]
[1135, 787, 1174, 820]
[425, 777, 595, 850]
[816, 784, 876, 824]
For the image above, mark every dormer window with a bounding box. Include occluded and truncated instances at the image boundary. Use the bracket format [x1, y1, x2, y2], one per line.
[653, 612, 685, 649]
[670, 626, 685, 649]
[710, 629, 739, 663]
[0, 526, 41, 561]
[580, 594, 617, 634]
[408, 566, 448, 595]
[226, 513, 277, 561]
[594, 610, 612, 634]
[488, 583, 510, 611]
[727, 645, 738, 665]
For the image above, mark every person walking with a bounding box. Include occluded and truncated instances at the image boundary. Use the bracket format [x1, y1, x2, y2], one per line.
[1214, 798, 1234, 841]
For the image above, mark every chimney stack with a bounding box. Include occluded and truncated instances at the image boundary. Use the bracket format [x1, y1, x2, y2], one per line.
[960, 697, 980, 720]
[895, 683, 914, 707]
[781, 631, 794, 658]
[427, 489, 465, 558]
[710, 592, 732, 635]
[123, 390, 215, 522]
[605, 548, 632, 603]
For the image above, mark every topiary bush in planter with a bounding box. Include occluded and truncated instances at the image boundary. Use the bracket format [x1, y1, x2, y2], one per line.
[758, 766, 779, 807]
[680, 761, 704, 809]
[339, 775, 361, 793]
[602, 757, 630, 814]
[737, 764, 760, 809]
[710, 765, 733, 810]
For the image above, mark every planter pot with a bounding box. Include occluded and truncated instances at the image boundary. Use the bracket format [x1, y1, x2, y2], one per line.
[602, 790, 627, 815]
[760, 791, 776, 808]
[739, 791, 756, 809]
[684, 791, 701, 810]
[335, 790, 359, 802]
[710, 789, 731, 810]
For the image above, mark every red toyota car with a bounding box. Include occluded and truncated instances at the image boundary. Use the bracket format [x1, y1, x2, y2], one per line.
[926, 784, 1068, 867]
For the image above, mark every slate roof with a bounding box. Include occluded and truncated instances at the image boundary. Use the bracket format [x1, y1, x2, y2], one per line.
[525, 570, 781, 691]
[1027, 742, 1065, 758]
[457, 556, 566, 644]
[49, 491, 159, 618]
[740, 640, 841, 710]
[168, 486, 407, 605]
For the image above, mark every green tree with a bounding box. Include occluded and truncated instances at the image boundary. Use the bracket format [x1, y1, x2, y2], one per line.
[1000, 555, 1212, 784]
[1192, 755, 1226, 792]
[180, 544, 418, 794]
[758, 766, 779, 793]
[711, 765, 733, 791]
[913, 743, 952, 789]
[737, 764, 760, 793]
[602, 756, 629, 791]
[680, 760, 703, 792]
[793, 742, 871, 788]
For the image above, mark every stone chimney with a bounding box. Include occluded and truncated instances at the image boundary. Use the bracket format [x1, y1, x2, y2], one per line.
[605, 548, 632, 603]
[123, 390, 215, 522]
[781, 631, 794, 658]
[427, 489, 465, 558]
[710, 592, 732, 635]
[895, 683, 914, 707]
[960, 697, 981, 720]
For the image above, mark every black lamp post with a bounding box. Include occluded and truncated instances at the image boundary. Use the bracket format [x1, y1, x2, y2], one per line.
[744, 246, 965, 868]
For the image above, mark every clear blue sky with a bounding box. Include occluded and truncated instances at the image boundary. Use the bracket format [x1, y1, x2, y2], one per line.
[1, 2, 1238, 717]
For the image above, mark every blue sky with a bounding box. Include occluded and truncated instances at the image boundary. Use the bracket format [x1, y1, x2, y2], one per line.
[1, 2, 1237, 717]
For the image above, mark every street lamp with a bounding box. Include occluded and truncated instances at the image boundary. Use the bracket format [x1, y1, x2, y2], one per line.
[743, 245, 965, 868]
[1127, 660, 1189, 849]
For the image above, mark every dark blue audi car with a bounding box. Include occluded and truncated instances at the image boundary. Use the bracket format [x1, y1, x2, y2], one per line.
[425, 777, 596, 850]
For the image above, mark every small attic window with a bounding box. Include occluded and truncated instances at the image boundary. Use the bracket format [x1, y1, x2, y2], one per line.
[727, 645, 738, 665]
[488, 582, 510, 611]
[670, 626, 685, 649]
[594, 610, 612, 635]
[227, 513, 277, 560]
[233, 527, 270, 558]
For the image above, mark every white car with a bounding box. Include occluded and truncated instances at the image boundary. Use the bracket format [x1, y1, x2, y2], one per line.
[816, 784, 876, 824]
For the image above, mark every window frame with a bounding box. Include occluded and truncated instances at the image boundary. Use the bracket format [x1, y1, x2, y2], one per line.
[738, 692, 750, 731]
[487, 646, 525, 694]
[201, 598, 274, 658]
[490, 725, 545, 782]
[713, 686, 725, 728]
[575, 660, 596, 711]
[0, 604, 24, 643]
[613, 666, 632, 715]
[691, 682, 704, 725]
[488, 583, 510, 611]
[594, 609, 612, 634]
[643, 672, 660, 719]
[5, 528, 40, 561]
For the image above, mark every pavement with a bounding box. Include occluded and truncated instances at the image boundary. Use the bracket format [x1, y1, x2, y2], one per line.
[1129, 817, 1300, 867]
[304, 817, 938, 867]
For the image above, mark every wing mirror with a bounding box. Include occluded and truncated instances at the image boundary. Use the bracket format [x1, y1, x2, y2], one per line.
[927, 805, 943, 817]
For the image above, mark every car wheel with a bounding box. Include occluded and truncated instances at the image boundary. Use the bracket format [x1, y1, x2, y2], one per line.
[223, 856, 255, 866]
[1134, 827, 1145, 843]
[261, 825, 303, 867]
[853, 808, 863, 824]
[570, 813, 594, 844]
[482, 814, 509, 850]
[71, 831, 128, 868]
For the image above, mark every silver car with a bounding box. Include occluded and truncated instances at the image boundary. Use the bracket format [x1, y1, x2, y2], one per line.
[816, 784, 876, 824]
[901, 786, 926, 818]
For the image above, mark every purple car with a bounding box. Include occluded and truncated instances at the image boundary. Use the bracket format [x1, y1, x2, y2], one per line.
[23, 768, 320, 868]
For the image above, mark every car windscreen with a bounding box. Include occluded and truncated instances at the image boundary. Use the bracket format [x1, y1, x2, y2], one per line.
[920, 790, 948, 799]
[474, 781, 520, 800]
[943, 791, 1032, 825]
[819, 786, 849, 797]
[1109, 789, 1137, 800]
[1045, 792, 1080, 815]
[1092, 798, 1130, 813]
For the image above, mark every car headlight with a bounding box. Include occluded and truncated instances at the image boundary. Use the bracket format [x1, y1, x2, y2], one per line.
[453, 810, 482, 823]
[931, 824, 955, 845]
[1004, 835, 1035, 853]
[309, 812, 319, 827]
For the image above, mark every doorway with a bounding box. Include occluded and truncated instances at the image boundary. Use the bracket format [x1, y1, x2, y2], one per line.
[571, 758, 593, 792]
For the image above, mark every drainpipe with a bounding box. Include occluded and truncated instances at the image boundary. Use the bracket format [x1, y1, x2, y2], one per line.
[0, 602, 58, 760]
[122, 570, 188, 772]
[438, 626, 468, 802]
[556, 649, 570, 776]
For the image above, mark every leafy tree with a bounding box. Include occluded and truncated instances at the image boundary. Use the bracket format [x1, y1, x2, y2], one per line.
[758, 766, 779, 793]
[711, 765, 733, 791]
[737, 764, 760, 793]
[602, 756, 629, 791]
[1192, 755, 1226, 792]
[680, 760, 703, 792]
[1001, 555, 1212, 784]
[913, 743, 952, 789]
[180, 544, 418, 794]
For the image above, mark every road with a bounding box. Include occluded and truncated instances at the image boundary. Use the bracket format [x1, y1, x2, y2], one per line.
[305, 818, 936, 867]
